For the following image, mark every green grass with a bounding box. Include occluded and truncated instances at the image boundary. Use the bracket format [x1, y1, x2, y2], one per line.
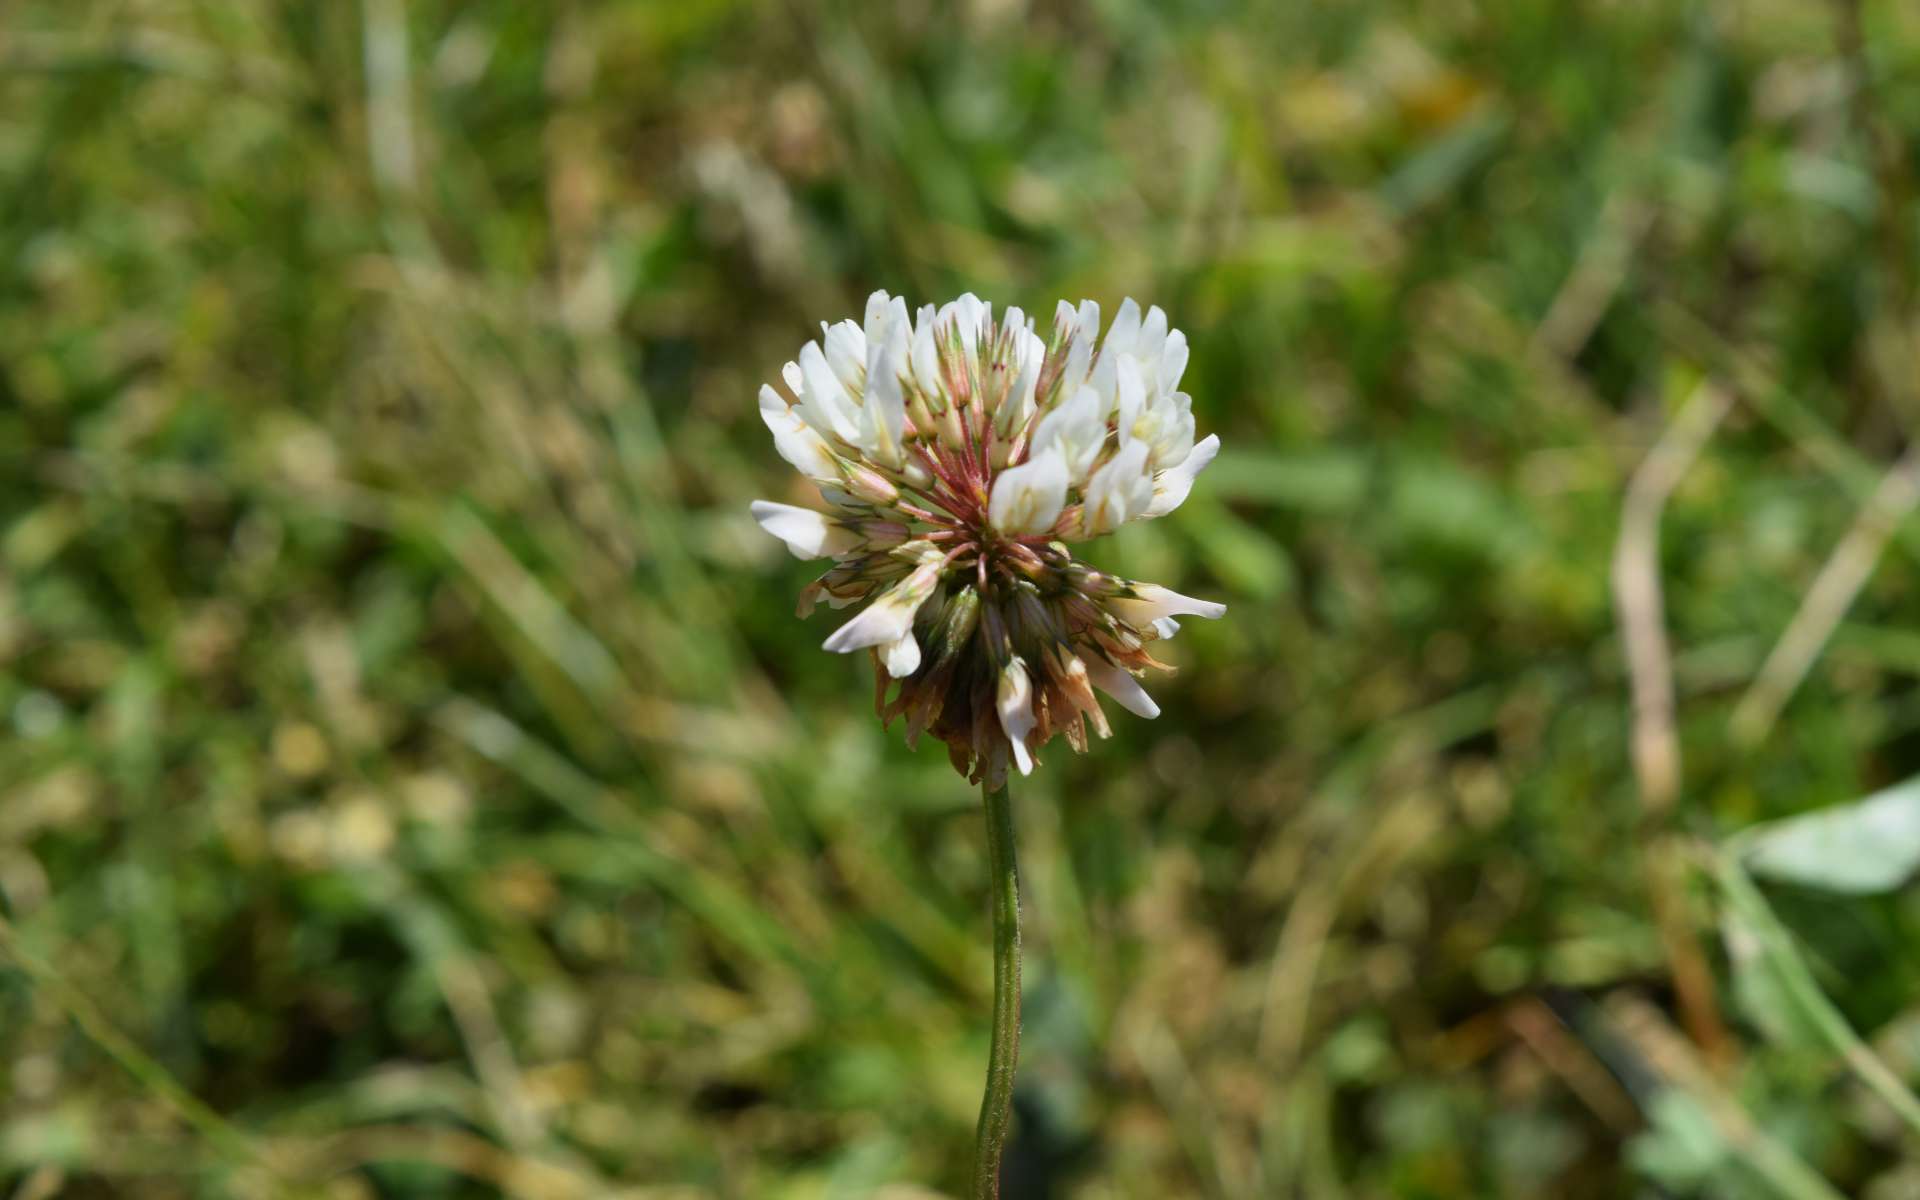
[7, 0, 1920, 1196]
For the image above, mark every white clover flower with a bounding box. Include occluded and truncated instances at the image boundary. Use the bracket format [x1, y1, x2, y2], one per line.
[751, 291, 1226, 786]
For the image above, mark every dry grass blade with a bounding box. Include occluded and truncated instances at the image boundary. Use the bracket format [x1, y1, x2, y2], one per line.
[1613, 380, 1734, 814]
[1611, 378, 1735, 1065]
[1731, 445, 1920, 746]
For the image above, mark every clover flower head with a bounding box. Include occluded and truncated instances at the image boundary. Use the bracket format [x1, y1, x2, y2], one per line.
[752, 291, 1225, 786]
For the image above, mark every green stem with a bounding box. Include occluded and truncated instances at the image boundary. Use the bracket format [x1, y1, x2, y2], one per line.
[972, 780, 1022, 1199]
[1715, 852, 1920, 1140]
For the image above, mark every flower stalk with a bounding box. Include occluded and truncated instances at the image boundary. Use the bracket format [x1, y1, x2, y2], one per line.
[748, 290, 1226, 1190]
[972, 779, 1021, 1199]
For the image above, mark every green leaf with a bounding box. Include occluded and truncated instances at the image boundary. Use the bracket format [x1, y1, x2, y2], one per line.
[1741, 776, 1920, 894]
[1628, 1091, 1728, 1190]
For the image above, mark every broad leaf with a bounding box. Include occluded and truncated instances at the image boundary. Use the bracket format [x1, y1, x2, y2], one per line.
[1742, 777, 1920, 894]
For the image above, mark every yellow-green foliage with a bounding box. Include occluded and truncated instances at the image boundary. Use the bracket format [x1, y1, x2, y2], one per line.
[6, 1, 1920, 1196]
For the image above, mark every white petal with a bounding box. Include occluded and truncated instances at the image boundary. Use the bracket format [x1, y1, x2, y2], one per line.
[782, 360, 805, 396]
[798, 341, 861, 443]
[822, 550, 943, 653]
[1075, 299, 1102, 342]
[883, 296, 911, 359]
[882, 632, 922, 678]
[997, 330, 1046, 437]
[862, 307, 908, 467]
[1060, 299, 1099, 390]
[1115, 354, 1146, 440]
[1158, 329, 1189, 395]
[987, 446, 1068, 535]
[1130, 384, 1195, 471]
[1088, 342, 1119, 412]
[1137, 305, 1168, 361]
[863, 290, 893, 345]
[1029, 386, 1105, 483]
[911, 305, 943, 399]
[1083, 656, 1160, 720]
[1079, 439, 1153, 537]
[1052, 299, 1078, 339]
[1104, 297, 1142, 356]
[1144, 433, 1220, 518]
[751, 500, 860, 560]
[759, 385, 840, 481]
[1001, 305, 1027, 343]
[822, 601, 915, 654]
[996, 659, 1036, 775]
[822, 319, 867, 390]
[949, 293, 986, 357]
[1109, 584, 1227, 626]
[1151, 617, 1181, 639]
[1149, 399, 1196, 470]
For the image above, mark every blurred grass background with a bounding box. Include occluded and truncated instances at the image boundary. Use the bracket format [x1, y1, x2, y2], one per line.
[9, 0, 1920, 1196]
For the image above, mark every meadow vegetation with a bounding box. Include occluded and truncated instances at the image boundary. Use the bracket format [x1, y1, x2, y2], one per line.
[7, 1, 1920, 1196]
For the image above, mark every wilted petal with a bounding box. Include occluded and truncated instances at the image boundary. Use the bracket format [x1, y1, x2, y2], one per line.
[751, 500, 862, 560]
[1083, 655, 1160, 720]
[988, 446, 1068, 535]
[1051, 649, 1111, 739]
[996, 658, 1037, 775]
[1143, 433, 1220, 518]
[1109, 583, 1227, 626]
